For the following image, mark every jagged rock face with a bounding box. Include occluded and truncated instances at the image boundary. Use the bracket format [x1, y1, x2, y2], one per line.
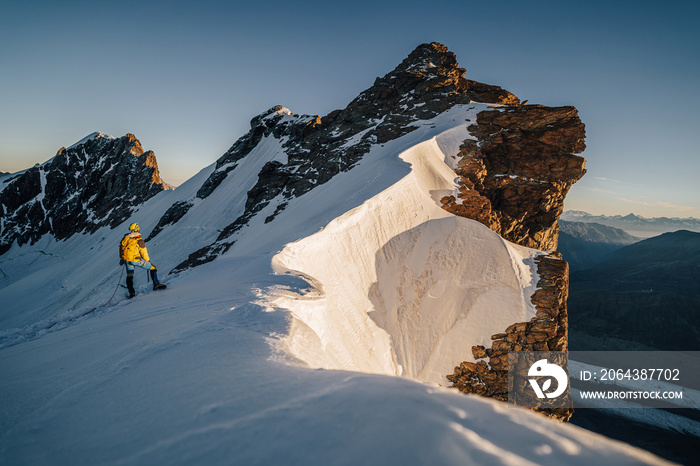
[169, 42, 522, 273]
[447, 252, 573, 422]
[441, 106, 586, 251]
[0, 133, 169, 255]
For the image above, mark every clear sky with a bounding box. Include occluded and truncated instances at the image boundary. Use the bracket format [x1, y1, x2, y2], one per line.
[1, 0, 698, 218]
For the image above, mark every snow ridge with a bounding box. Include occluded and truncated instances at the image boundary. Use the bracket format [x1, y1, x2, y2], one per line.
[270, 124, 541, 385]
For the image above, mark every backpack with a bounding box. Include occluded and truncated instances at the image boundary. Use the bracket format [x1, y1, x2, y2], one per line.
[119, 235, 146, 261]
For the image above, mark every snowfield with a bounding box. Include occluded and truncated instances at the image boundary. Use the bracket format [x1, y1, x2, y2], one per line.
[0, 106, 672, 464]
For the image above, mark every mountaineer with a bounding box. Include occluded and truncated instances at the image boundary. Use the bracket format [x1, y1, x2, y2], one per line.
[119, 223, 167, 298]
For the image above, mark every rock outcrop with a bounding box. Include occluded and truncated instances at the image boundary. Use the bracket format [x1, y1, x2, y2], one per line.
[441, 106, 586, 250]
[398, 51, 584, 420]
[0, 133, 170, 254]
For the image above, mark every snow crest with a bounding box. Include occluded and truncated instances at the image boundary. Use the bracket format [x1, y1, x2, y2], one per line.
[270, 130, 541, 384]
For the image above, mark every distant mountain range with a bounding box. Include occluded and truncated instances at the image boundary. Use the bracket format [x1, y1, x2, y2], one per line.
[568, 229, 700, 351]
[562, 210, 700, 237]
[558, 220, 640, 271]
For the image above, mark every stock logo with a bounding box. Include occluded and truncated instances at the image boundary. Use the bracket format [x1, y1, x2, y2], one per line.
[528, 359, 568, 399]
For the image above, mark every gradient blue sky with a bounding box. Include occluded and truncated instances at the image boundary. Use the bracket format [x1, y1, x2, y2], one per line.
[1, 0, 698, 217]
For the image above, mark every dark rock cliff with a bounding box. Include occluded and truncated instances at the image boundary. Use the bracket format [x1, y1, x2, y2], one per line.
[437, 69, 586, 421]
[0, 133, 170, 254]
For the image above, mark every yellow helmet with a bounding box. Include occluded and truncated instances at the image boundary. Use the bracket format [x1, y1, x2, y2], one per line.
[129, 223, 140, 232]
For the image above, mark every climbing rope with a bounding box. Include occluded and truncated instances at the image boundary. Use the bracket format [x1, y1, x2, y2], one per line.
[79, 266, 126, 318]
[48, 267, 125, 329]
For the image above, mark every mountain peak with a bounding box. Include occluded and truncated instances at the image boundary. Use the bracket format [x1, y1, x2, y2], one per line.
[67, 131, 115, 150]
[0, 132, 170, 254]
[167, 42, 581, 271]
[364, 42, 468, 102]
[249, 105, 296, 129]
[393, 42, 463, 81]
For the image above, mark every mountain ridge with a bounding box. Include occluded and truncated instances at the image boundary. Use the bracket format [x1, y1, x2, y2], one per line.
[562, 210, 700, 237]
[165, 42, 527, 272]
[156, 42, 584, 273]
[1, 42, 586, 418]
[557, 220, 640, 271]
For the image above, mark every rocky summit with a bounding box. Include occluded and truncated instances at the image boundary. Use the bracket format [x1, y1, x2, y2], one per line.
[0, 133, 170, 255]
[166, 43, 534, 272]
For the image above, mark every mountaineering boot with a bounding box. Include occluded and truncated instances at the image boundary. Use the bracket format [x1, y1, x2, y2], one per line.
[150, 268, 167, 291]
[126, 275, 136, 298]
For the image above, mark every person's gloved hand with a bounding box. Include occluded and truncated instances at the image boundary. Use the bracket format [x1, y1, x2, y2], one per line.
[119, 259, 125, 266]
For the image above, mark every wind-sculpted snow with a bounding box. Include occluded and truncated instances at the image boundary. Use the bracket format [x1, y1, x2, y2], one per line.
[270, 128, 542, 384]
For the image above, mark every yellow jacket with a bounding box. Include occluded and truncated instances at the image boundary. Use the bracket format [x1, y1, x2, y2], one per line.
[119, 233, 150, 262]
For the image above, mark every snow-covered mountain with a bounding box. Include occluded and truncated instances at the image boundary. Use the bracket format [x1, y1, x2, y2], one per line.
[0, 132, 171, 254]
[0, 43, 674, 464]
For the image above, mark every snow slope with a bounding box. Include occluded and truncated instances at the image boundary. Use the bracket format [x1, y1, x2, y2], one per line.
[0, 106, 672, 464]
[0, 256, 668, 465]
